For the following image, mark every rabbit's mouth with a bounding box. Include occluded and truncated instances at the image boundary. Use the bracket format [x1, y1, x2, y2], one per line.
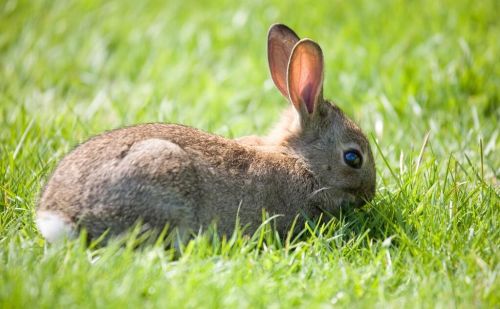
[308, 187, 367, 214]
[336, 193, 366, 211]
[339, 196, 366, 209]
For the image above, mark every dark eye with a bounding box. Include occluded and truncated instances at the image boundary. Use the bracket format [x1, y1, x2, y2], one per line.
[343, 149, 363, 169]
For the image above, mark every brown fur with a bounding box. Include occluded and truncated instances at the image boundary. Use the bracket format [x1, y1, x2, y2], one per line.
[37, 24, 376, 241]
[38, 124, 321, 238]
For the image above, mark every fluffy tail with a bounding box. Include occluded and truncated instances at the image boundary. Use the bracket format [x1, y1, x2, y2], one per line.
[36, 210, 76, 243]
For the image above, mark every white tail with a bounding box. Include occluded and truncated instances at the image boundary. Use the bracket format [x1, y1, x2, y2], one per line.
[36, 211, 75, 243]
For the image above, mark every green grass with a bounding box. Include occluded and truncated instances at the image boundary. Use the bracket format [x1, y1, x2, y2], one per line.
[1, 0, 499, 307]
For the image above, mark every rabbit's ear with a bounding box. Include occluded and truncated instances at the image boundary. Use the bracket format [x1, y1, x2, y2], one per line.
[287, 39, 324, 116]
[268, 24, 300, 98]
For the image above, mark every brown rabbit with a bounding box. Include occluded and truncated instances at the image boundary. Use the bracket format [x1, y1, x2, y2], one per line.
[36, 24, 376, 243]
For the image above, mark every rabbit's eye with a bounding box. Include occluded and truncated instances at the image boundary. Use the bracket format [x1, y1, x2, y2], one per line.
[343, 149, 362, 169]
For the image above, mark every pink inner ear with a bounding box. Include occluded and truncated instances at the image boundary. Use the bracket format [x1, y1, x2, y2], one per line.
[301, 83, 315, 114]
[268, 24, 300, 98]
[288, 39, 324, 116]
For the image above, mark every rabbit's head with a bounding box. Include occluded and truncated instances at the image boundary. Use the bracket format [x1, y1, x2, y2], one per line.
[267, 24, 376, 213]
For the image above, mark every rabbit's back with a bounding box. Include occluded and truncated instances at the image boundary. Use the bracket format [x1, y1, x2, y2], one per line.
[38, 124, 317, 239]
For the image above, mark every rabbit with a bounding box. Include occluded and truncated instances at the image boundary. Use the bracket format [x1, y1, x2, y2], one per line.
[36, 24, 376, 243]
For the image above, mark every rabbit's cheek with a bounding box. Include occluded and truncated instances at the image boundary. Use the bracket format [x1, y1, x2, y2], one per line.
[320, 164, 332, 172]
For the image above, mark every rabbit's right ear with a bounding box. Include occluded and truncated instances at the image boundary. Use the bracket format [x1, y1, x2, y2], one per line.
[287, 39, 324, 118]
[268, 24, 300, 98]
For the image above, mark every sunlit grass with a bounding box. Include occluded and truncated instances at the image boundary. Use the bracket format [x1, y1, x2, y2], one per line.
[1, 0, 498, 307]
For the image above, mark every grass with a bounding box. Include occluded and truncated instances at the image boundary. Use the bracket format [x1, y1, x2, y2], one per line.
[1, 0, 499, 307]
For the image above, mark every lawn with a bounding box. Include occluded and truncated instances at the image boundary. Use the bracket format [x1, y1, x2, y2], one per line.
[1, 0, 498, 307]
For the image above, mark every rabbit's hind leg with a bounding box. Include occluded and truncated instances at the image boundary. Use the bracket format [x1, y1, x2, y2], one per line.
[114, 138, 201, 238]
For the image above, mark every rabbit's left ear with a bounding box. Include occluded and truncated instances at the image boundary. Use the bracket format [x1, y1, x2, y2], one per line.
[268, 24, 300, 99]
[287, 39, 324, 117]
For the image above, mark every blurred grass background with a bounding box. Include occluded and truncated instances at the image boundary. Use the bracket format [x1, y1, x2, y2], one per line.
[0, 0, 499, 307]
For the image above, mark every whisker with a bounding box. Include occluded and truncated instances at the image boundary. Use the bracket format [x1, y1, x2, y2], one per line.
[308, 186, 331, 199]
